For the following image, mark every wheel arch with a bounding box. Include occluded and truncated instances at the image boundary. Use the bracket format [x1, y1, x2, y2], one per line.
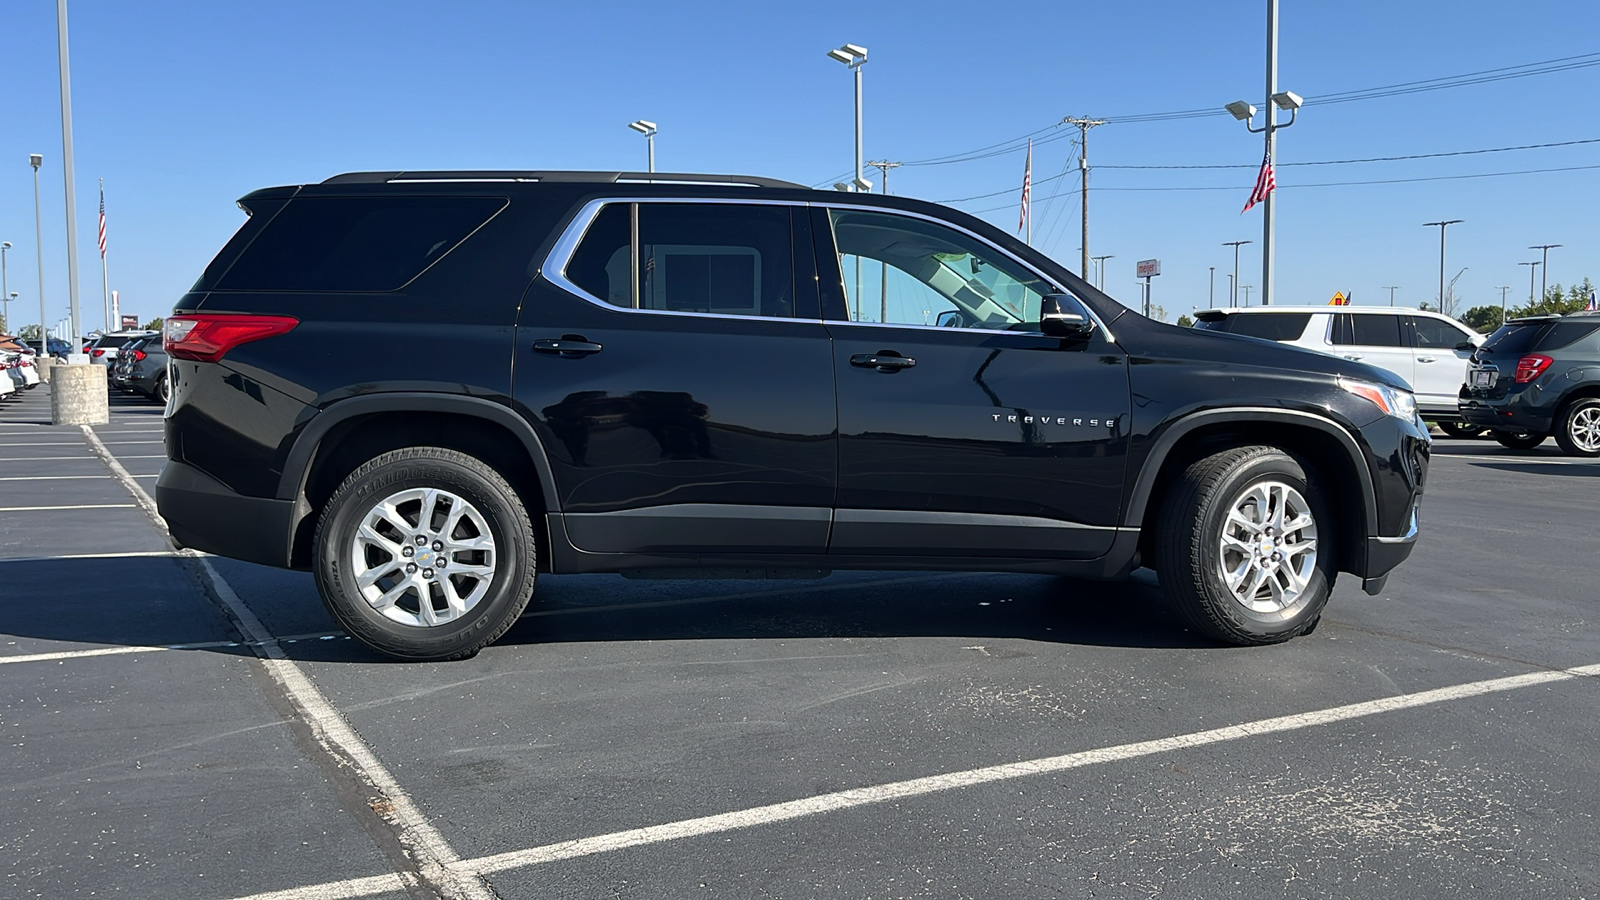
[278, 393, 559, 570]
[1126, 409, 1377, 576]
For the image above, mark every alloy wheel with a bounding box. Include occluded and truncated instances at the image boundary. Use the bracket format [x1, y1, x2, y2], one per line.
[348, 487, 497, 627]
[1217, 480, 1319, 615]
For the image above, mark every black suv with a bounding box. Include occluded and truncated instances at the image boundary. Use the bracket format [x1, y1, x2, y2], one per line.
[1459, 311, 1600, 455]
[155, 170, 1429, 660]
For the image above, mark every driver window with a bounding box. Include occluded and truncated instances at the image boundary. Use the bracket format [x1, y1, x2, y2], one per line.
[826, 209, 1054, 331]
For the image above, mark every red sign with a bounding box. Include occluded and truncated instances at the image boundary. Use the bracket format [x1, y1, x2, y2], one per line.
[1136, 259, 1161, 278]
[121, 315, 140, 331]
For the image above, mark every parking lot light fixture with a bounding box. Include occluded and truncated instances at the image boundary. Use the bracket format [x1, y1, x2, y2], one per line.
[1424, 220, 1463, 311]
[1520, 260, 1541, 304]
[627, 120, 657, 173]
[1223, 240, 1251, 307]
[32, 154, 49, 365]
[1, 242, 11, 332]
[1529, 244, 1561, 302]
[1224, 1, 1298, 307]
[827, 44, 869, 199]
[1225, 100, 1256, 121]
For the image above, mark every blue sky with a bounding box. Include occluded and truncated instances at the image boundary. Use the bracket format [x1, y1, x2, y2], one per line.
[0, 0, 1596, 332]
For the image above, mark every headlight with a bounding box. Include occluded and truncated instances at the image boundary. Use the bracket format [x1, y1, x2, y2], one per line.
[1339, 377, 1417, 421]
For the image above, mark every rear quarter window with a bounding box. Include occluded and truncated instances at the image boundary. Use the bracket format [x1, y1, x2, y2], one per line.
[215, 196, 506, 292]
[1202, 313, 1312, 341]
[1480, 321, 1600, 354]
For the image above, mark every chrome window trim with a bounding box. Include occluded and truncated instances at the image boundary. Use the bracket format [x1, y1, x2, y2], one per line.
[816, 202, 1117, 343]
[541, 196, 820, 324]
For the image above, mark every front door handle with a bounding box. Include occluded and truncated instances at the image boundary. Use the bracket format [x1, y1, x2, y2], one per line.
[1343, 355, 1363, 361]
[533, 337, 603, 358]
[850, 352, 916, 372]
[1417, 356, 1437, 363]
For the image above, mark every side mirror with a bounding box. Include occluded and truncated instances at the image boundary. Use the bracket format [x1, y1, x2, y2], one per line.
[1454, 340, 1477, 352]
[1040, 294, 1096, 339]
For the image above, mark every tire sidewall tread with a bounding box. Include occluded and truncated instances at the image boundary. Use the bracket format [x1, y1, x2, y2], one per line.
[313, 447, 537, 661]
[1554, 397, 1600, 457]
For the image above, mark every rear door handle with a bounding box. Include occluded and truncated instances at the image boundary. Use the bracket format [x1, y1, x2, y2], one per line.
[1343, 355, 1363, 361]
[533, 337, 603, 358]
[1418, 357, 1436, 363]
[850, 352, 916, 372]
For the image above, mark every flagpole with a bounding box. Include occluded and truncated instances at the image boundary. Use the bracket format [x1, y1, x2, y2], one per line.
[1261, 0, 1278, 306]
[99, 178, 109, 332]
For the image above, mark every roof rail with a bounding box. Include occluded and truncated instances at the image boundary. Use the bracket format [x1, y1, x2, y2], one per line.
[320, 170, 809, 189]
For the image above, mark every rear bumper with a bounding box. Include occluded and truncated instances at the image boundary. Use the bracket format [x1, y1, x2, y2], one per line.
[155, 459, 295, 568]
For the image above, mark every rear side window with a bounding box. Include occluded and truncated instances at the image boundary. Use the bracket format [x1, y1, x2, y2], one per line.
[1539, 321, 1600, 351]
[1204, 313, 1311, 341]
[217, 196, 505, 292]
[1331, 313, 1404, 347]
[1479, 320, 1600, 354]
[562, 202, 800, 319]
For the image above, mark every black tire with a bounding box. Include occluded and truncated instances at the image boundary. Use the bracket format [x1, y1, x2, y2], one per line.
[313, 447, 538, 661]
[1492, 430, 1545, 451]
[1553, 397, 1600, 458]
[1436, 420, 1484, 439]
[151, 374, 170, 405]
[1153, 445, 1335, 645]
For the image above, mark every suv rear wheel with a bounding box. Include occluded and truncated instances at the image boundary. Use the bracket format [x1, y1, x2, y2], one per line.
[1492, 430, 1546, 451]
[1154, 446, 1333, 645]
[313, 447, 538, 661]
[1553, 397, 1600, 457]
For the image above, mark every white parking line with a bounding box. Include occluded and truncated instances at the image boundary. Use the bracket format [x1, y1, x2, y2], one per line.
[0, 456, 98, 461]
[0, 550, 186, 563]
[80, 426, 495, 900]
[0, 503, 137, 512]
[0, 632, 347, 665]
[0, 475, 109, 481]
[0, 441, 88, 446]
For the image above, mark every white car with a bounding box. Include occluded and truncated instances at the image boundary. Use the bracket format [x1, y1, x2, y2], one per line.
[85, 330, 158, 366]
[1192, 306, 1486, 434]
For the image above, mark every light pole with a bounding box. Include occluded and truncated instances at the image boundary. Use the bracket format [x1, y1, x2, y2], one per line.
[1092, 254, 1114, 291]
[32, 154, 49, 357]
[1520, 261, 1541, 306]
[1224, 0, 1301, 307]
[1209, 266, 1215, 307]
[55, 0, 85, 359]
[1223, 240, 1251, 307]
[827, 44, 871, 193]
[627, 121, 657, 173]
[1383, 285, 1400, 307]
[1529, 243, 1561, 303]
[1497, 285, 1511, 323]
[1241, 284, 1254, 306]
[1, 242, 11, 332]
[1423, 220, 1463, 313]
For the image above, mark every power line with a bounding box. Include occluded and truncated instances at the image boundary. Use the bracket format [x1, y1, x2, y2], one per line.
[811, 49, 1600, 184]
[1087, 162, 1600, 194]
[1100, 136, 1600, 169]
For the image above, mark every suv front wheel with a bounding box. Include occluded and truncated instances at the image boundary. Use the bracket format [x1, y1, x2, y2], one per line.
[1154, 446, 1334, 645]
[313, 447, 538, 661]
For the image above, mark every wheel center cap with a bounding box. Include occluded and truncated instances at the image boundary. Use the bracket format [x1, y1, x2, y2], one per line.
[1258, 537, 1277, 557]
[416, 548, 434, 566]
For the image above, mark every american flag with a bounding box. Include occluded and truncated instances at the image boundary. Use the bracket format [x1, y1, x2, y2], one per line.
[1241, 148, 1276, 214]
[97, 181, 107, 259]
[1017, 139, 1032, 236]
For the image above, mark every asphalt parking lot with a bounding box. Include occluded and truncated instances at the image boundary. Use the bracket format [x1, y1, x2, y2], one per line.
[2, 383, 1597, 900]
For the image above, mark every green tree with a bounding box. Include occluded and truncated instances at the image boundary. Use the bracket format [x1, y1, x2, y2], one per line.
[1460, 305, 1504, 333]
[18, 324, 42, 341]
[143, 316, 164, 332]
[1176, 314, 1194, 328]
[1509, 278, 1594, 319]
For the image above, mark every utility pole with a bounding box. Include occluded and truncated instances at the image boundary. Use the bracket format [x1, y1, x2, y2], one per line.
[1497, 285, 1511, 322]
[1383, 285, 1400, 307]
[1241, 284, 1254, 306]
[1530, 243, 1561, 302]
[1063, 117, 1105, 279]
[1423, 220, 1463, 312]
[1209, 266, 1215, 308]
[869, 160, 901, 320]
[868, 160, 900, 195]
[1223, 240, 1251, 307]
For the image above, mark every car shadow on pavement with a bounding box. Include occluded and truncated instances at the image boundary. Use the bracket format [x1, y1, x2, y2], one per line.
[0, 560, 1220, 664]
[1471, 461, 1600, 477]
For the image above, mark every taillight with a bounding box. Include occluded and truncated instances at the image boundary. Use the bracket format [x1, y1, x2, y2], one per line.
[131, 349, 147, 362]
[92, 348, 106, 357]
[164, 314, 299, 363]
[1514, 354, 1553, 384]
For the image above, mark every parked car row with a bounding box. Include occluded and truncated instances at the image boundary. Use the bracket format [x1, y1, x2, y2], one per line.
[0, 334, 43, 403]
[108, 333, 171, 403]
[1191, 305, 1600, 456]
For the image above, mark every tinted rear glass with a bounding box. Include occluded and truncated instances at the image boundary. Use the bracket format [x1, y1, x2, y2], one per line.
[96, 335, 135, 348]
[1482, 320, 1600, 354]
[1331, 313, 1404, 347]
[216, 196, 505, 292]
[1202, 313, 1311, 341]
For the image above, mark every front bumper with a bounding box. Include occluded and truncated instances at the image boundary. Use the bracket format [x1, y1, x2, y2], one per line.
[155, 459, 296, 568]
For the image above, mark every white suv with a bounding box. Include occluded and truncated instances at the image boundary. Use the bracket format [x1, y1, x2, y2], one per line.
[1192, 306, 1485, 433]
